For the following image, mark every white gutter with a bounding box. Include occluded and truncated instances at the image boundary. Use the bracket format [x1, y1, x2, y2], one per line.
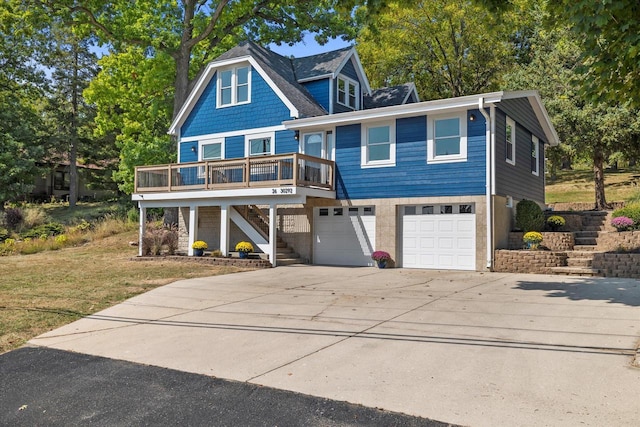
[478, 98, 493, 270]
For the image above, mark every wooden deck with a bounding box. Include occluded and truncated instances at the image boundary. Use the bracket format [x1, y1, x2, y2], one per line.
[134, 153, 334, 193]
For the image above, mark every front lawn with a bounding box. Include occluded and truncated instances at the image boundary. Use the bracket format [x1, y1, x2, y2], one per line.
[0, 228, 253, 354]
[545, 168, 640, 204]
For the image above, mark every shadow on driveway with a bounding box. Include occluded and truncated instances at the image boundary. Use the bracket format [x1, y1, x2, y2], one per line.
[515, 276, 640, 307]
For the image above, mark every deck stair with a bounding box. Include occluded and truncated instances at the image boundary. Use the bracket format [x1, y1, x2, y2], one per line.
[235, 205, 305, 265]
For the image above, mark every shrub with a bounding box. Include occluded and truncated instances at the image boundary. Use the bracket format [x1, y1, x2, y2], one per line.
[612, 203, 640, 229]
[611, 216, 634, 231]
[515, 200, 545, 232]
[546, 215, 565, 231]
[235, 241, 254, 253]
[21, 222, 65, 239]
[70, 219, 93, 233]
[211, 249, 223, 257]
[127, 207, 139, 223]
[163, 225, 178, 255]
[4, 207, 24, 230]
[0, 228, 9, 242]
[23, 207, 48, 228]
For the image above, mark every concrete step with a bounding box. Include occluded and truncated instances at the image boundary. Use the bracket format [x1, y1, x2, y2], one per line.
[572, 245, 599, 251]
[575, 237, 598, 245]
[566, 250, 603, 257]
[549, 266, 602, 276]
[567, 258, 593, 267]
[583, 225, 606, 231]
[573, 231, 599, 238]
[276, 257, 306, 266]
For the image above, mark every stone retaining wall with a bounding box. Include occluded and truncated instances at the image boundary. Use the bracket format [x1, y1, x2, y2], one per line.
[508, 232, 574, 251]
[133, 255, 272, 269]
[596, 230, 640, 252]
[591, 253, 640, 278]
[494, 250, 567, 274]
[547, 201, 625, 211]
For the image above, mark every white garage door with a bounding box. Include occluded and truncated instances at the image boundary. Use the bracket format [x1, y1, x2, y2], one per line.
[314, 206, 375, 266]
[402, 204, 475, 270]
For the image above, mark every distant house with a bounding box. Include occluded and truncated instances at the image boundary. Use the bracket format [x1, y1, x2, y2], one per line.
[132, 41, 559, 270]
[30, 160, 115, 202]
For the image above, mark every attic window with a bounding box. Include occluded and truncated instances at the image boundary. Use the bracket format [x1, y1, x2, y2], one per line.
[217, 65, 250, 107]
[337, 75, 358, 109]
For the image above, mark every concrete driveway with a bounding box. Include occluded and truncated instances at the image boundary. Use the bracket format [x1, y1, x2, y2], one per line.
[31, 266, 640, 426]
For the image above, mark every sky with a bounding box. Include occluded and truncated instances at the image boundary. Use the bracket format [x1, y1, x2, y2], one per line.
[269, 36, 352, 58]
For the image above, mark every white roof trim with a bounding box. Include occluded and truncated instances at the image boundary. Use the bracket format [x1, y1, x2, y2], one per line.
[516, 91, 560, 146]
[297, 73, 333, 83]
[168, 56, 299, 136]
[403, 83, 420, 103]
[335, 48, 372, 95]
[284, 90, 559, 146]
[285, 91, 505, 129]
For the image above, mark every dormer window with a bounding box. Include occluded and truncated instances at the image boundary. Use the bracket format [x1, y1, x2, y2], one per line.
[217, 65, 251, 107]
[337, 75, 359, 109]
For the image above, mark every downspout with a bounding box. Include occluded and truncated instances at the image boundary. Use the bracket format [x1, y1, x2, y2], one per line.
[478, 98, 493, 269]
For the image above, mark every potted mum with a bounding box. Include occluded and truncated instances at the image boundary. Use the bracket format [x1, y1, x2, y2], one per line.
[371, 250, 391, 269]
[546, 215, 565, 231]
[192, 240, 208, 256]
[522, 231, 543, 250]
[611, 216, 634, 232]
[235, 241, 254, 258]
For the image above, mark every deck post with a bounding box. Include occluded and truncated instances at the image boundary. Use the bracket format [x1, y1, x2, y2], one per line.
[220, 204, 230, 256]
[138, 204, 146, 257]
[188, 206, 197, 256]
[269, 203, 277, 267]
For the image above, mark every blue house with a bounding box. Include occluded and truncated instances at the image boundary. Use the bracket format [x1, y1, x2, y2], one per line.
[133, 41, 559, 270]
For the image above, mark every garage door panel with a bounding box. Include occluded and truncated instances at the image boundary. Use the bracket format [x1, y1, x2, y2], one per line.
[402, 211, 475, 271]
[315, 208, 375, 267]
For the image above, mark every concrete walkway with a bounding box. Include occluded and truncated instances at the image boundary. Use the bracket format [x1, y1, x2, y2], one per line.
[30, 266, 640, 426]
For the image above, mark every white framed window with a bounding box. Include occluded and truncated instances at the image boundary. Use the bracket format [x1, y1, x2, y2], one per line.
[217, 65, 251, 108]
[337, 75, 359, 109]
[361, 121, 396, 168]
[531, 135, 539, 176]
[427, 112, 467, 164]
[302, 132, 323, 158]
[506, 116, 516, 165]
[245, 132, 274, 156]
[200, 138, 224, 161]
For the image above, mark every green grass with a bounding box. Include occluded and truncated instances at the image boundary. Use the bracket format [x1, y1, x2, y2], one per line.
[545, 168, 640, 204]
[39, 200, 131, 225]
[0, 229, 254, 354]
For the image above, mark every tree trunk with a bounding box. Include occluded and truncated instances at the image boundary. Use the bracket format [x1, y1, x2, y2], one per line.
[173, 51, 191, 120]
[593, 150, 609, 210]
[69, 46, 79, 208]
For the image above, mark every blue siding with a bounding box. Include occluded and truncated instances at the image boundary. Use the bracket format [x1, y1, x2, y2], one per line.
[226, 135, 245, 159]
[275, 130, 298, 154]
[180, 141, 198, 163]
[334, 58, 361, 113]
[181, 71, 292, 138]
[340, 58, 359, 81]
[302, 79, 330, 112]
[335, 112, 486, 200]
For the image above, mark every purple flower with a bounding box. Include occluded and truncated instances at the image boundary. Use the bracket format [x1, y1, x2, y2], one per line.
[371, 250, 391, 261]
[611, 216, 634, 231]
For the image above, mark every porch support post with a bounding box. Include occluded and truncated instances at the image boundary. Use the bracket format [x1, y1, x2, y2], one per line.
[188, 205, 197, 256]
[138, 204, 146, 257]
[220, 204, 230, 256]
[269, 203, 277, 267]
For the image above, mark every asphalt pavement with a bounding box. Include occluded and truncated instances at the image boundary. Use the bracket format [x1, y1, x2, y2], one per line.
[0, 346, 453, 426]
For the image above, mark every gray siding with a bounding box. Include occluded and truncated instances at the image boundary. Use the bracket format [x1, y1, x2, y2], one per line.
[494, 108, 545, 204]
[499, 98, 547, 143]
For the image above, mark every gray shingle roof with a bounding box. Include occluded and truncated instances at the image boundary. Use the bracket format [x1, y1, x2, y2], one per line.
[363, 83, 416, 109]
[214, 41, 327, 118]
[292, 46, 354, 81]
